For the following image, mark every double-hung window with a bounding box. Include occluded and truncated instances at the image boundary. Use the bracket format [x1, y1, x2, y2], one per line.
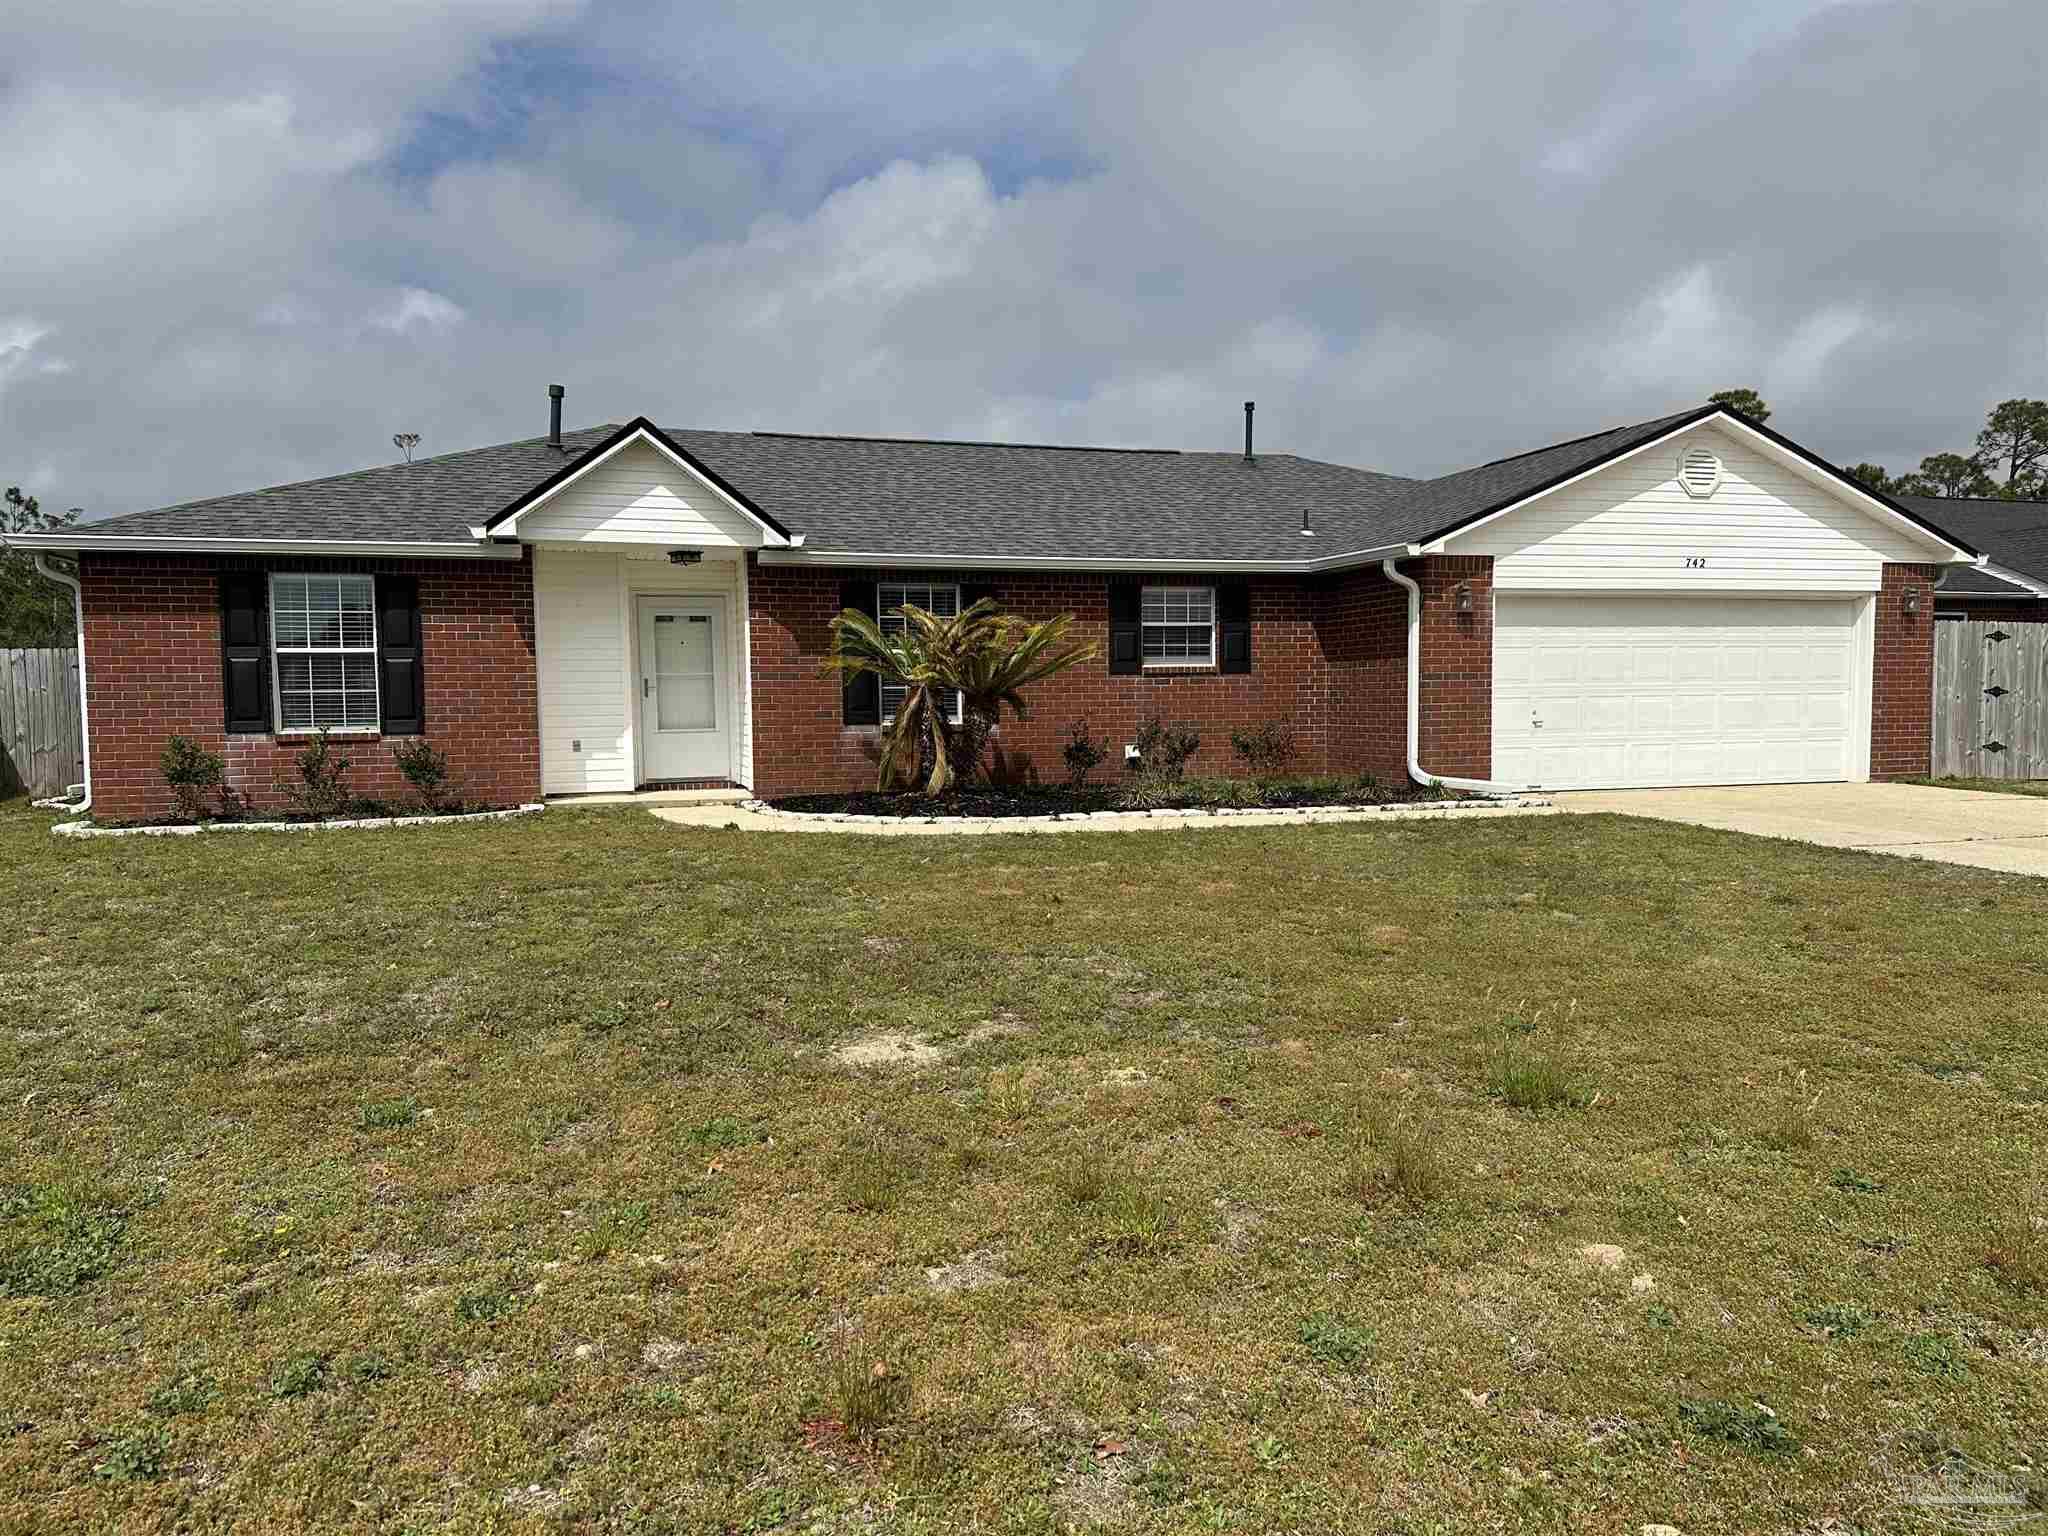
[1141, 585, 1215, 667]
[877, 581, 962, 724]
[271, 573, 380, 731]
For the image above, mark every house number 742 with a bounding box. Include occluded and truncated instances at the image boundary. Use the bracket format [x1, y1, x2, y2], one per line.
[1683, 556, 1708, 568]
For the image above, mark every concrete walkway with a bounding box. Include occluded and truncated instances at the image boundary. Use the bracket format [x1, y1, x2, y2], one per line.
[651, 797, 1558, 837]
[1557, 782, 2048, 876]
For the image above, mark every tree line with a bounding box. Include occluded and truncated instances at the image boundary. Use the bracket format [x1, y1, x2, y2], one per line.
[1, 487, 79, 647]
[1710, 388, 2048, 500]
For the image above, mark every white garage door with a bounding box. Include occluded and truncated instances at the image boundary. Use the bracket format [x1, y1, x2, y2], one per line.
[1493, 595, 1860, 789]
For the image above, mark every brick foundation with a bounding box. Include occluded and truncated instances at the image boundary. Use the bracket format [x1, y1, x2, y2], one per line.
[1871, 562, 1941, 780]
[80, 552, 540, 820]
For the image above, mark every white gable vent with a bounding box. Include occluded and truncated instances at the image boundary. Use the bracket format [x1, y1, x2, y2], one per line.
[1677, 445, 1723, 498]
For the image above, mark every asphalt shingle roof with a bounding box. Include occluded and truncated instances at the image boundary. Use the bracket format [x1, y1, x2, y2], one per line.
[70, 401, 1973, 572]
[1900, 495, 2048, 595]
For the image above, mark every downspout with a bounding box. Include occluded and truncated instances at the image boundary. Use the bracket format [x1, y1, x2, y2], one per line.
[1381, 557, 1522, 797]
[27, 552, 91, 815]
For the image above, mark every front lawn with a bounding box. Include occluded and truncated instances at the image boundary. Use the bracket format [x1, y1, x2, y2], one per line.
[3, 799, 2045, 1532]
[1904, 775, 2048, 798]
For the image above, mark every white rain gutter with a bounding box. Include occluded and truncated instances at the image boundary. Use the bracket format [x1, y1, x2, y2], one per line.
[27, 552, 91, 815]
[1381, 557, 1523, 797]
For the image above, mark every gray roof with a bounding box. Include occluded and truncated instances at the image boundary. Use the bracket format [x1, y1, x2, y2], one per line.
[1900, 496, 2048, 595]
[73, 425, 625, 545]
[62, 399, 1973, 570]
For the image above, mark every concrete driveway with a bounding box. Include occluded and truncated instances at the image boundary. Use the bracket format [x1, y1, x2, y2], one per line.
[1556, 782, 2048, 876]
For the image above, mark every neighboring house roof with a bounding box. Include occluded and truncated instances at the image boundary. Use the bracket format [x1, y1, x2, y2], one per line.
[1899, 495, 2048, 597]
[16, 400, 1978, 571]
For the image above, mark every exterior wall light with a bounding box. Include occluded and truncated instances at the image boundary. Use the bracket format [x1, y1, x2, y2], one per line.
[1904, 585, 1922, 614]
[1454, 582, 1474, 614]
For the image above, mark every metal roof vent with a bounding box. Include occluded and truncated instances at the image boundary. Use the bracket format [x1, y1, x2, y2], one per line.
[1678, 445, 1722, 499]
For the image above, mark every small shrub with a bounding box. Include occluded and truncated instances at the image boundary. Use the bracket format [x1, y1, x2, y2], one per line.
[578, 1199, 653, 1260]
[828, 1345, 911, 1446]
[1677, 1398, 1798, 1456]
[1296, 1312, 1374, 1370]
[0, 1183, 127, 1299]
[1901, 1331, 1967, 1380]
[1803, 1302, 1874, 1339]
[1984, 1186, 2045, 1293]
[93, 1425, 171, 1483]
[1758, 1069, 1822, 1151]
[146, 1373, 219, 1417]
[358, 1096, 418, 1131]
[1229, 721, 1297, 777]
[834, 1136, 906, 1214]
[1645, 1303, 1677, 1329]
[1096, 1182, 1175, 1255]
[276, 730, 355, 819]
[1061, 719, 1109, 788]
[159, 734, 227, 821]
[1345, 1104, 1445, 1208]
[270, 1353, 329, 1400]
[1485, 1032, 1584, 1112]
[391, 738, 454, 812]
[1130, 715, 1200, 783]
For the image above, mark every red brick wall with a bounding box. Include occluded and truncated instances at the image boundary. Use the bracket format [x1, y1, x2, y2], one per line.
[745, 562, 1388, 796]
[80, 552, 540, 819]
[1872, 562, 1941, 780]
[1314, 565, 1409, 783]
[1416, 555, 1493, 780]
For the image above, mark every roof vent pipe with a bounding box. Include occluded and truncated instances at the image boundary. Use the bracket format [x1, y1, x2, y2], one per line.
[548, 384, 565, 449]
[1243, 400, 1255, 463]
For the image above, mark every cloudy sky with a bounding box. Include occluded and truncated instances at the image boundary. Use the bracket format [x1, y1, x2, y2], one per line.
[4, 0, 2045, 518]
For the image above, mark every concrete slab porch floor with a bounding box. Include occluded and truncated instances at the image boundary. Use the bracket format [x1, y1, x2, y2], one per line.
[1557, 782, 2048, 876]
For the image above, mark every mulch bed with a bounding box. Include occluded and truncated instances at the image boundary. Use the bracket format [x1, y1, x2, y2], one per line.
[767, 780, 1458, 819]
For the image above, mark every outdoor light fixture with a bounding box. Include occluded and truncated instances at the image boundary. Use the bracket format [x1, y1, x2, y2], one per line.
[1454, 582, 1474, 613]
[668, 549, 704, 566]
[1904, 585, 1922, 614]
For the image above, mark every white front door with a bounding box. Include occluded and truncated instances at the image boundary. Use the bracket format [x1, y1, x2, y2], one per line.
[1493, 594, 1860, 789]
[636, 599, 730, 783]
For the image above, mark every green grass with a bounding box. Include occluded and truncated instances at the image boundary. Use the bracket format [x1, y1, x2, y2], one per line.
[1902, 775, 2048, 797]
[3, 795, 2047, 1531]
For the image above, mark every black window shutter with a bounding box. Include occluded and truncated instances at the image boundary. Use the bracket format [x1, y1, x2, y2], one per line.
[377, 575, 426, 735]
[220, 570, 270, 734]
[1107, 581, 1143, 675]
[1217, 581, 1252, 673]
[839, 577, 880, 725]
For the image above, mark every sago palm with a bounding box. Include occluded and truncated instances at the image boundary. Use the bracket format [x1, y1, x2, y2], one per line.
[822, 598, 1096, 793]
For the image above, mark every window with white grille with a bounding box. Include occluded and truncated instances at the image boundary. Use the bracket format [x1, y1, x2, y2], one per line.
[877, 581, 962, 724]
[271, 574, 380, 731]
[1678, 446, 1723, 499]
[1141, 585, 1215, 666]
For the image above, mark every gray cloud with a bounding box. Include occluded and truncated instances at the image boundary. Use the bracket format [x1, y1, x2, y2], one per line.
[4, 0, 2044, 518]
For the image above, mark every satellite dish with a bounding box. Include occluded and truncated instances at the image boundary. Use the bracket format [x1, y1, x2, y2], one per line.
[393, 432, 422, 463]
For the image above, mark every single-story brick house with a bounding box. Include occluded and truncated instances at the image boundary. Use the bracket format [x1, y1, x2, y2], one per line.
[1908, 495, 2048, 624]
[10, 395, 1993, 819]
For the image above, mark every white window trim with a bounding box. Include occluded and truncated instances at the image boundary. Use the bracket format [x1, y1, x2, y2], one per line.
[1140, 583, 1218, 669]
[269, 571, 382, 735]
[877, 580, 964, 725]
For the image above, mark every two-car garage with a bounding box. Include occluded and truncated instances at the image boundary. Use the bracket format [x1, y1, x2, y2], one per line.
[1490, 595, 1866, 790]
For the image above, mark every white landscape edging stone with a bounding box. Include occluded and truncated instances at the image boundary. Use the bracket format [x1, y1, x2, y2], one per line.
[52, 803, 547, 838]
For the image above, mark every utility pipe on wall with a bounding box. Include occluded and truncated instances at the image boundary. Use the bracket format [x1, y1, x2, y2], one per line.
[28, 552, 91, 816]
[1381, 557, 1522, 797]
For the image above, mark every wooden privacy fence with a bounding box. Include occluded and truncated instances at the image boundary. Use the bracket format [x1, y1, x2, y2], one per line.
[1932, 619, 2047, 779]
[0, 648, 84, 800]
